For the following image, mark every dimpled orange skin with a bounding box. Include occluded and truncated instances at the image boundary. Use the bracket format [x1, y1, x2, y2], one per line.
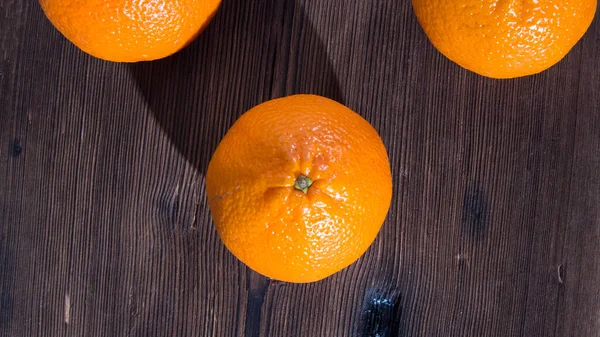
[412, 0, 597, 78]
[39, 0, 221, 62]
[206, 95, 393, 283]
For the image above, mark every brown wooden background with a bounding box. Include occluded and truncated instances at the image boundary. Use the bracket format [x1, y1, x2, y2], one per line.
[1, 0, 599, 336]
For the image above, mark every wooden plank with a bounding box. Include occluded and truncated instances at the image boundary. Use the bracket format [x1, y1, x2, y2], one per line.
[1, 1, 39, 335]
[0, 0, 598, 336]
[556, 17, 600, 337]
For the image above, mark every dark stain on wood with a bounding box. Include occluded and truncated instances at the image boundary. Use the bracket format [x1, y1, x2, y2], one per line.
[461, 182, 490, 239]
[8, 139, 22, 158]
[244, 274, 270, 337]
[361, 288, 401, 337]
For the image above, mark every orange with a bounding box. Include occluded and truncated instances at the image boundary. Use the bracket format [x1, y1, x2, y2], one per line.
[206, 95, 392, 283]
[412, 0, 597, 78]
[39, 0, 221, 62]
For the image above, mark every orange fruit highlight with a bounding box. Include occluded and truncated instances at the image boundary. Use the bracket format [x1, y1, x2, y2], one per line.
[412, 0, 597, 78]
[206, 95, 392, 283]
[39, 0, 221, 62]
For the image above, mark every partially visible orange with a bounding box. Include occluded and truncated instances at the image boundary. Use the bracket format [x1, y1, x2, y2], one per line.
[39, 0, 221, 62]
[206, 95, 392, 283]
[412, 0, 597, 78]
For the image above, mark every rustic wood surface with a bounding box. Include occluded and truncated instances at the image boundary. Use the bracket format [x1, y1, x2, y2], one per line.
[1, 0, 599, 336]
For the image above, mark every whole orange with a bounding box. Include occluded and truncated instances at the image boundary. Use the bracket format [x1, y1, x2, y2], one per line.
[412, 0, 597, 78]
[39, 0, 221, 62]
[206, 95, 392, 283]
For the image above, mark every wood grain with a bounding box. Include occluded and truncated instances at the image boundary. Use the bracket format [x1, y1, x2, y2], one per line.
[1, 0, 599, 336]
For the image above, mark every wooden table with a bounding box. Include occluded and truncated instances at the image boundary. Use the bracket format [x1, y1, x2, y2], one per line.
[1, 0, 599, 336]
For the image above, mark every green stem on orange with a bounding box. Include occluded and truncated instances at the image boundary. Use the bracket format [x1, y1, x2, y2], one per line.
[294, 174, 313, 194]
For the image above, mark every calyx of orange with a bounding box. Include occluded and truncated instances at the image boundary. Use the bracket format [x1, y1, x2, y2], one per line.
[294, 174, 313, 194]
